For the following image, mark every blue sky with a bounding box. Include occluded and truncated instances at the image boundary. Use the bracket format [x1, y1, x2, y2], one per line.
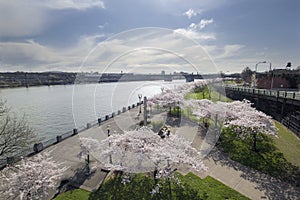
[0, 0, 299, 74]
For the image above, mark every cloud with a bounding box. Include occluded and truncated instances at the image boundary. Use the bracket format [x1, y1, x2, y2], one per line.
[199, 18, 214, 29]
[188, 18, 214, 31]
[43, 0, 105, 10]
[221, 44, 245, 59]
[184, 8, 199, 19]
[0, 28, 220, 74]
[174, 29, 216, 41]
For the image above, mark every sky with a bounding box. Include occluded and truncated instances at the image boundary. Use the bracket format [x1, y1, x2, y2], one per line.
[0, 0, 299, 74]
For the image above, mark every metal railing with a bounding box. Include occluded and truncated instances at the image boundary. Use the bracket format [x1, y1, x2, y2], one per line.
[225, 86, 300, 100]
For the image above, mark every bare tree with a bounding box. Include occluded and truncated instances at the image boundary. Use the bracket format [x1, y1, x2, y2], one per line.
[0, 100, 37, 158]
[0, 100, 8, 116]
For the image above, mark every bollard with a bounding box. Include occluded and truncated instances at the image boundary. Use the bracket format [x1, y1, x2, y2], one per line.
[98, 118, 101, 125]
[56, 135, 62, 143]
[33, 143, 44, 153]
[87, 123, 91, 129]
[122, 107, 126, 112]
[7, 157, 14, 165]
[73, 128, 78, 135]
[118, 110, 121, 115]
[112, 112, 115, 118]
[105, 115, 109, 120]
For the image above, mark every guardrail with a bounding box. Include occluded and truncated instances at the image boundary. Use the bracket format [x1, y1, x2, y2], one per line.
[0, 101, 143, 169]
[225, 86, 300, 100]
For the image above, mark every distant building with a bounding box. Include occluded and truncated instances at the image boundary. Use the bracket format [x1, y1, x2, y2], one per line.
[256, 69, 300, 90]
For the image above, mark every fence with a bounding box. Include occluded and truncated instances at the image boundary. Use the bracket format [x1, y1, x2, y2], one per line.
[225, 86, 300, 100]
[0, 101, 143, 169]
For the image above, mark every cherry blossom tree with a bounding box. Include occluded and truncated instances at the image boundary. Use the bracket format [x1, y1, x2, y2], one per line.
[80, 127, 207, 198]
[80, 127, 207, 173]
[183, 99, 213, 119]
[149, 79, 277, 153]
[0, 151, 67, 200]
[223, 99, 277, 152]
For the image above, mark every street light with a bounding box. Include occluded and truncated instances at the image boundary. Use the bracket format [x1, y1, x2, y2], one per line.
[255, 61, 267, 72]
[253, 61, 267, 88]
[138, 94, 142, 114]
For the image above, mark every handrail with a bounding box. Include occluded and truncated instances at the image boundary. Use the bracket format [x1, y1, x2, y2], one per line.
[225, 86, 300, 100]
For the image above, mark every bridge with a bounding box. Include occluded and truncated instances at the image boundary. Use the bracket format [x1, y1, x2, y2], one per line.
[180, 73, 203, 82]
[224, 86, 300, 136]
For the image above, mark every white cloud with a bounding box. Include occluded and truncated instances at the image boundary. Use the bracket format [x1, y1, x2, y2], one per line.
[0, 28, 220, 73]
[174, 28, 216, 41]
[189, 23, 197, 29]
[184, 8, 199, 19]
[199, 18, 214, 29]
[43, 0, 105, 10]
[221, 44, 245, 58]
[188, 18, 214, 31]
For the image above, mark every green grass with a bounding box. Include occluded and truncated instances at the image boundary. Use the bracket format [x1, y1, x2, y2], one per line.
[185, 86, 232, 102]
[219, 127, 300, 186]
[91, 172, 249, 200]
[54, 188, 90, 200]
[55, 173, 249, 200]
[273, 121, 300, 167]
[177, 173, 249, 200]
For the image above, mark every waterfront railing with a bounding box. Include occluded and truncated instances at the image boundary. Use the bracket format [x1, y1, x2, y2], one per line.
[225, 86, 300, 100]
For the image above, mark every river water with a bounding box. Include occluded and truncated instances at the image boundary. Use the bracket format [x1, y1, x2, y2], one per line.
[0, 80, 185, 141]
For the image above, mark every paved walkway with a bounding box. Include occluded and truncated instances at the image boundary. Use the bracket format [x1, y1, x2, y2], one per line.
[44, 107, 300, 200]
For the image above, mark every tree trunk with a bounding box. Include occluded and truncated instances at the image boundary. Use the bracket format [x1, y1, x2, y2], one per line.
[253, 132, 258, 152]
[168, 177, 172, 200]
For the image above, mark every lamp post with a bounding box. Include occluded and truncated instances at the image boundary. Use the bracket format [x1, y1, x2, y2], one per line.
[253, 61, 267, 88]
[107, 125, 112, 164]
[138, 94, 142, 114]
[107, 125, 110, 137]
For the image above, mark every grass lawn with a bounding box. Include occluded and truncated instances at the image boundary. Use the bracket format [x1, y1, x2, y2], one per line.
[273, 121, 300, 167]
[185, 86, 232, 102]
[54, 188, 90, 200]
[55, 173, 249, 200]
[177, 173, 249, 200]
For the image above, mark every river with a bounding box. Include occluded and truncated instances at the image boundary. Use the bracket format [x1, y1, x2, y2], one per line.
[0, 80, 185, 141]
